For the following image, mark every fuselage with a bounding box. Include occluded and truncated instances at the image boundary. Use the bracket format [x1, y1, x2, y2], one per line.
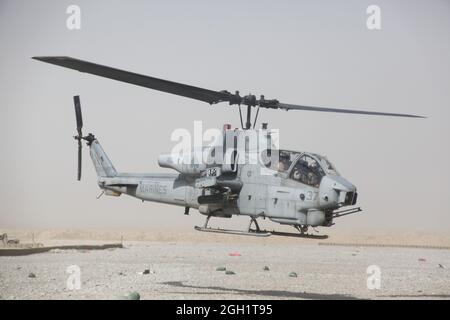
[91, 126, 358, 229]
[99, 159, 357, 228]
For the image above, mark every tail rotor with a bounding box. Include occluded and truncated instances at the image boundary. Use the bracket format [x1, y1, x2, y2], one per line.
[73, 95, 83, 181]
[73, 96, 95, 180]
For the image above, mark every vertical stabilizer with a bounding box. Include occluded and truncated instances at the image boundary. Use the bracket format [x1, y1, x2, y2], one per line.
[89, 139, 117, 177]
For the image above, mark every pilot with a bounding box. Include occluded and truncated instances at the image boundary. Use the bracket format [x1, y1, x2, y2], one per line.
[292, 167, 301, 181]
[307, 161, 322, 187]
[308, 160, 318, 171]
[277, 156, 290, 172]
[277, 162, 285, 172]
[307, 172, 319, 187]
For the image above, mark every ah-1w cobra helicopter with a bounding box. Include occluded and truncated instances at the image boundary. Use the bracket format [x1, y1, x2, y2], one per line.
[33, 56, 424, 238]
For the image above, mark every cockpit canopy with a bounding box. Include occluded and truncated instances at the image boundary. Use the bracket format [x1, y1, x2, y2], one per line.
[289, 154, 325, 188]
[262, 150, 339, 188]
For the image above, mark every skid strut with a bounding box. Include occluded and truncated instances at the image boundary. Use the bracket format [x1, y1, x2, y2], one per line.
[248, 217, 262, 232]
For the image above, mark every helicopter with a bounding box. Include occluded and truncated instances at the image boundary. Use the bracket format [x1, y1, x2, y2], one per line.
[32, 56, 424, 238]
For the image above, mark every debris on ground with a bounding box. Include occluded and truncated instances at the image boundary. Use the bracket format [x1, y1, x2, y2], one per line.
[263, 266, 270, 271]
[228, 252, 241, 257]
[288, 272, 298, 278]
[216, 266, 226, 271]
[225, 270, 235, 275]
[124, 291, 140, 300]
[438, 264, 445, 269]
[140, 269, 155, 275]
[418, 258, 427, 262]
[28, 272, 36, 278]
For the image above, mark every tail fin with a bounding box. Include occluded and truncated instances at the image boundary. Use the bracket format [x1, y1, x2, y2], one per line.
[89, 139, 117, 177]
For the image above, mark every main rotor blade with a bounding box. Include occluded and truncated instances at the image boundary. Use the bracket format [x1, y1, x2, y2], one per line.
[73, 95, 83, 136]
[77, 139, 82, 181]
[33, 56, 231, 105]
[33, 56, 425, 119]
[277, 103, 425, 118]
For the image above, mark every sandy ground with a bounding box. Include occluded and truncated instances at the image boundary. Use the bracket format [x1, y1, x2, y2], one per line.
[1, 230, 450, 300]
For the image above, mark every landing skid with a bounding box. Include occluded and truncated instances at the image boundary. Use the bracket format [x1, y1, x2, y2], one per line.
[194, 216, 271, 237]
[194, 226, 271, 237]
[194, 216, 328, 239]
[269, 231, 328, 239]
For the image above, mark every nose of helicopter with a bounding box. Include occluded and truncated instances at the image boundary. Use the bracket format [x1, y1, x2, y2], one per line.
[319, 175, 358, 207]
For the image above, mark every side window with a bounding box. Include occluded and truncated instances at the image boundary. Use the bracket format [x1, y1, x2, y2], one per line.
[276, 152, 293, 173]
[262, 150, 296, 173]
[290, 155, 324, 187]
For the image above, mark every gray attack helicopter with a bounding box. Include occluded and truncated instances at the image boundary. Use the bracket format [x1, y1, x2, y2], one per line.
[33, 56, 424, 238]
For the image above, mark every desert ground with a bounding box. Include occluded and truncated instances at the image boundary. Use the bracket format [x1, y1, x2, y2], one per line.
[1, 230, 450, 300]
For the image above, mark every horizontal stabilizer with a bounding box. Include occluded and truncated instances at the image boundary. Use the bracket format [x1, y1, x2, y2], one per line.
[106, 183, 138, 187]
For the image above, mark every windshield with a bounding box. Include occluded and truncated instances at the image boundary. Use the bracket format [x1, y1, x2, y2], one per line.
[289, 154, 325, 188]
[314, 154, 339, 175]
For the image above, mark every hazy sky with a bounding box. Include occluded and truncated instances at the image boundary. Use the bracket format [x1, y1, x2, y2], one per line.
[0, 0, 449, 232]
